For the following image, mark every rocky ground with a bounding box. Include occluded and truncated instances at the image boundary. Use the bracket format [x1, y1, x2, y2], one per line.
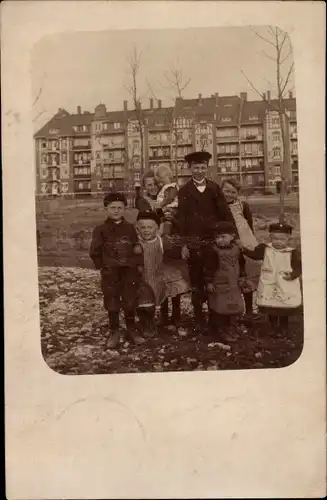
[40, 266, 303, 375]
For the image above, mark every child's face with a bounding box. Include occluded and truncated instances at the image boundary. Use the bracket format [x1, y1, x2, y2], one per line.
[191, 162, 208, 181]
[106, 201, 125, 221]
[222, 182, 238, 203]
[270, 232, 291, 250]
[156, 169, 171, 186]
[215, 233, 235, 247]
[137, 219, 159, 240]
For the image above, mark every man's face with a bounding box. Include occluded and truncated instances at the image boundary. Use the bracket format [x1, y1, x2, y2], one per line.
[106, 201, 125, 221]
[144, 177, 159, 197]
[191, 162, 208, 181]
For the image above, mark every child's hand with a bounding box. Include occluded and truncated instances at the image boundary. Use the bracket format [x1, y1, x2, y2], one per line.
[181, 245, 190, 260]
[235, 239, 243, 249]
[134, 244, 142, 255]
[282, 271, 294, 281]
[207, 283, 215, 293]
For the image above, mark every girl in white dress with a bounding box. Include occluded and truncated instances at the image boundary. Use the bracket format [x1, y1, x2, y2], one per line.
[240, 222, 302, 335]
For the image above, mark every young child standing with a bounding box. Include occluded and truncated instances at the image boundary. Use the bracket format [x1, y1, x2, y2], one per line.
[136, 211, 166, 336]
[221, 178, 258, 318]
[89, 192, 145, 349]
[240, 222, 302, 334]
[136, 210, 191, 334]
[203, 221, 245, 341]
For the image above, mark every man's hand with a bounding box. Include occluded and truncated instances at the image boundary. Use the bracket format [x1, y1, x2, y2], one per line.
[181, 245, 190, 260]
[235, 238, 243, 249]
[207, 283, 215, 293]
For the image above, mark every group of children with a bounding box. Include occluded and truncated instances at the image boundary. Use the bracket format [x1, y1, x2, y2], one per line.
[90, 161, 302, 350]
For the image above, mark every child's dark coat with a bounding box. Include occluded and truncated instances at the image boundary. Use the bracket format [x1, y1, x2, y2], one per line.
[90, 218, 143, 312]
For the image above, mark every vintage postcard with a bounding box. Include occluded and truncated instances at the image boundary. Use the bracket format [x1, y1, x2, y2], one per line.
[2, 1, 326, 498]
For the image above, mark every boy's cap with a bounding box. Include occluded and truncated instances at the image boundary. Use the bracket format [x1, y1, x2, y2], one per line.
[185, 151, 212, 164]
[269, 222, 293, 234]
[137, 210, 161, 226]
[103, 192, 127, 207]
[212, 221, 237, 236]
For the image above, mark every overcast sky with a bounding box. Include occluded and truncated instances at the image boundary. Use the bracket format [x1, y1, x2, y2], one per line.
[32, 26, 295, 131]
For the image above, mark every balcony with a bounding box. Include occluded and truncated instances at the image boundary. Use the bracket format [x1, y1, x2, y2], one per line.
[73, 160, 91, 166]
[242, 151, 264, 157]
[217, 151, 239, 157]
[148, 137, 171, 146]
[216, 135, 238, 143]
[73, 143, 91, 150]
[149, 155, 171, 161]
[241, 135, 263, 141]
[103, 158, 124, 165]
[103, 144, 125, 150]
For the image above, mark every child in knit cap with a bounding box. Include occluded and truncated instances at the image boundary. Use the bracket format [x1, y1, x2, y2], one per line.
[203, 221, 245, 341]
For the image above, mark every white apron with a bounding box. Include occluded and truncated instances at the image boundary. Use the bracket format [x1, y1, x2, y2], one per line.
[256, 244, 302, 309]
[229, 200, 257, 250]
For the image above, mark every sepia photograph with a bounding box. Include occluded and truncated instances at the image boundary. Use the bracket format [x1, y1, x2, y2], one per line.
[33, 26, 303, 375]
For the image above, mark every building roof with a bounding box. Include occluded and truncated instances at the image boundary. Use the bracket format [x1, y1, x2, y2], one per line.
[34, 94, 297, 138]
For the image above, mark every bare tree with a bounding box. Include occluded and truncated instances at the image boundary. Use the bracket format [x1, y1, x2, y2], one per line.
[161, 59, 191, 183]
[125, 46, 148, 178]
[33, 73, 47, 124]
[242, 26, 294, 223]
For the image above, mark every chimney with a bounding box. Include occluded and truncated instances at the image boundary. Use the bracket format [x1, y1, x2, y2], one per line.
[267, 90, 271, 103]
[157, 99, 162, 109]
[289, 91, 293, 99]
[215, 92, 219, 106]
[77, 106, 81, 114]
[240, 92, 247, 102]
[198, 93, 202, 105]
[263, 92, 266, 101]
[123, 100, 128, 111]
[150, 98, 154, 109]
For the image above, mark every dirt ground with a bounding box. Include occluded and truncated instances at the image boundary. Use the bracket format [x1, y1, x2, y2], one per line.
[37, 194, 303, 376]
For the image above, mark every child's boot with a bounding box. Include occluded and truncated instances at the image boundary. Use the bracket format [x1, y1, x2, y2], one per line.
[171, 295, 181, 326]
[160, 299, 170, 327]
[107, 311, 121, 349]
[125, 311, 145, 345]
[277, 316, 289, 337]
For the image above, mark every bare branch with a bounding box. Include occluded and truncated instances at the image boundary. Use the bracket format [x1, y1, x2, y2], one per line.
[250, 26, 276, 47]
[241, 70, 266, 100]
[280, 62, 294, 95]
[260, 50, 277, 62]
[33, 73, 46, 107]
[280, 49, 292, 65]
[32, 110, 46, 123]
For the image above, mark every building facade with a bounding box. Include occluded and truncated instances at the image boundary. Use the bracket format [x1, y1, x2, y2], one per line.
[34, 92, 298, 197]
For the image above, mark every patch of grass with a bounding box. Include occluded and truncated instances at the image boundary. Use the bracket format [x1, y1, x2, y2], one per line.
[36, 196, 301, 269]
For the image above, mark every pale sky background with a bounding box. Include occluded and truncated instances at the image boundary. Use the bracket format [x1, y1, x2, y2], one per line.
[31, 26, 295, 131]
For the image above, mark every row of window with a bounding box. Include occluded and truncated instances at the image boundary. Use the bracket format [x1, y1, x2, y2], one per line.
[74, 167, 91, 176]
[73, 125, 90, 133]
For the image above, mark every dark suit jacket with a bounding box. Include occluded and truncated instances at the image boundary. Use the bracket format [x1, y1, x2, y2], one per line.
[177, 179, 237, 244]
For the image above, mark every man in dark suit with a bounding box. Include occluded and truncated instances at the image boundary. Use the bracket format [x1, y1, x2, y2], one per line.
[178, 151, 237, 332]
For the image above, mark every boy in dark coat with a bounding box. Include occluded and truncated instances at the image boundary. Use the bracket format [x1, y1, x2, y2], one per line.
[178, 151, 237, 332]
[90, 192, 145, 349]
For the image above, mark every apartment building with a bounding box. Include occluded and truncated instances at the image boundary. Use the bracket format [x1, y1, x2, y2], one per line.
[34, 92, 298, 197]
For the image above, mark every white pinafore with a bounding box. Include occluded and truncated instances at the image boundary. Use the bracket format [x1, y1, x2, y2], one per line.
[256, 244, 302, 309]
